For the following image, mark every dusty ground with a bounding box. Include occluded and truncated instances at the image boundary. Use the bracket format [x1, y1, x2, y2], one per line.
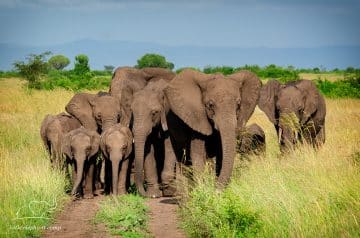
[42, 194, 113, 238]
[146, 197, 186, 238]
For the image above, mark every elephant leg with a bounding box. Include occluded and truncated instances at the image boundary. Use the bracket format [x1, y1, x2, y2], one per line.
[190, 136, 206, 177]
[83, 161, 94, 199]
[144, 144, 161, 198]
[117, 159, 129, 195]
[315, 125, 325, 147]
[161, 137, 177, 197]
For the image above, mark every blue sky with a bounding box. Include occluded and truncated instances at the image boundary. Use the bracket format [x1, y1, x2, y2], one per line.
[1, 0, 359, 48]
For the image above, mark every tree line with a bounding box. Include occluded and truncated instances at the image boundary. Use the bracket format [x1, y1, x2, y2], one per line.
[0, 52, 358, 98]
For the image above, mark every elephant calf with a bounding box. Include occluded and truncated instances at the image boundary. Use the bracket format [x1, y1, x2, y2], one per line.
[237, 123, 266, 156]
[40, 112, 81, 170]
[100, 124, 133, 195]
[62, 127, 100, 199]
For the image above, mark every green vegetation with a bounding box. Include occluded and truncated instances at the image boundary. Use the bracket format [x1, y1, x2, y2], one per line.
[136, 53, 174, 70]
[95, 195, 150, 238]
[74, 54, 90, 75]
[316, 77, 360, 98]
[180, 99, 360, 237]
[13, 51, 51, 88]
[48, 55, 70, 70]
[0, 79, 71, 237]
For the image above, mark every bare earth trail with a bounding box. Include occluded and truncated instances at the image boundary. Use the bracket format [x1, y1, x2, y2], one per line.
[42, 194, 113, 238]
[146, 197, 186, 238]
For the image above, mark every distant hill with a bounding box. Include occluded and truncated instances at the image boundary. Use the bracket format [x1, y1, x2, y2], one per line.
[1, 40, 359, 70]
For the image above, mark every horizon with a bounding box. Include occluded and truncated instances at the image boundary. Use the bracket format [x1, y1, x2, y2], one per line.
[1, 0, 359, 70]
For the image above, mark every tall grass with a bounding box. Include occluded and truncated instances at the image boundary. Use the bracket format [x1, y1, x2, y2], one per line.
[0, 79, 79, 237]
[180, 99, 360, 237]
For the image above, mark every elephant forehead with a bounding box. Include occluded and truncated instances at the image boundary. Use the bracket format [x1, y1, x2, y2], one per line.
[72, 134, 91, 145]
[205, 79, 239, 97]
[107, 133, 126, 145]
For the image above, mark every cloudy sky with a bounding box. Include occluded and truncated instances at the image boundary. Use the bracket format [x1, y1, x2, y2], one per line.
[1, 0, 359, 48]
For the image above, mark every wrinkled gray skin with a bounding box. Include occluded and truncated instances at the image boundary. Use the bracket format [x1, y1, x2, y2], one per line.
[110, 67, 176, 197]
[258, 79, 326, 150]
[131, 79, 173, 198]
[100, 124, 133, 195]
[62, 127, 100, 198]
[40, 112, 81, 170]
[165, 69, 261, 187]
[237, 123, 266, 156]
[110, 66, 176, 127]
[65, 92, 123, 133]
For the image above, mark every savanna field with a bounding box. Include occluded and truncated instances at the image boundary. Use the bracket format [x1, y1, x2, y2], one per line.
[0, 77, 359, 237]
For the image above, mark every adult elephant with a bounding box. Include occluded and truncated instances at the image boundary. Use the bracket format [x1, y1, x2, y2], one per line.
[62, 127, 100, 198]
[164, 69, 261, 187]
[258, 79, 326, 150]
[109, 66, 176, 127]
[65, 92, 123, 133]
[40, 112, 81, 170]
[131, 79, 174, 197]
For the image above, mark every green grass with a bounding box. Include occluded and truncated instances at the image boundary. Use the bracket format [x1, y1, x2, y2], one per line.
[179, 99, 360, 237]
[95, 195, 150, 238]
[0, 79, 72, 237]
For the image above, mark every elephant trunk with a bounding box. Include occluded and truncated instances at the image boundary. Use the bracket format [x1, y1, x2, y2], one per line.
[133, 125, 148, 197]
[111, 154, 121, 195]
[72, 156, 85, 196]
[216, 115, 237, 188]
[102, 116, 117, 131]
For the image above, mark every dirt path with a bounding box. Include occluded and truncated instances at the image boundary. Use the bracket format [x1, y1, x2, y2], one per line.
[146, 198, 186, 238]
[42, 194, 112, 238]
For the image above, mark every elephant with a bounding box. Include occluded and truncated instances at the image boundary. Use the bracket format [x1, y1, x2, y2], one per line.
[100, 124, 133, 195]
[236, 123, 266, 156]
[131, 79, 174, 198]
[65, 92, 123, 133]
[164, 69, 262, 187]
[40, 112, 81, 170]
[109, 66, 176, 127]
[258, 79, 326, 150]
[62, 127, 100, 198]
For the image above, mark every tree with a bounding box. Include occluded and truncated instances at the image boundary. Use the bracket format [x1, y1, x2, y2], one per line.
[13, 51, 51, 88]
[74, 54, 90, 74]
[104, 65, 115, 72]
[48, 55, 70, 70]
[136, 53, 174, 70]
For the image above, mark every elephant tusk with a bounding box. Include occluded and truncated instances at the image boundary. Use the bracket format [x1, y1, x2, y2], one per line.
[278, 128, 282, 144]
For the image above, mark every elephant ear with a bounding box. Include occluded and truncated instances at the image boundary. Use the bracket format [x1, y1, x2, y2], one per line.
[40, 114, 54, 154]
[61, 130, 74, 159]
[258, 80, 281, 125]
[110, 67, 148, 127]
[88, 130, 100, 158]
[294, 80, 319, 123]
[119, 126, 133, 158]
[141, 67, 176, 83]
[65, 93, 98, 131]
[164, 69, 213, 135]
[228, 70, 262, 128]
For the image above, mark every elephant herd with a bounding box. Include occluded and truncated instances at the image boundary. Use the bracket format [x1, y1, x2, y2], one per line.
[40, 67, 326, 199]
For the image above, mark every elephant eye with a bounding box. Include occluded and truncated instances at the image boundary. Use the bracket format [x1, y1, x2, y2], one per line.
[151, 110, 160, 116]
[206, 100, 215, 110]
[96, 112, 101, 119]
[122, 144, 127, 151]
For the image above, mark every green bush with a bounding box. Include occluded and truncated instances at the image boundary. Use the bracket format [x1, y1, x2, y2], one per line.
[0, 70, 20, 78]
[13, 51, 51, 88]
[74, 54, 90, 75]
[316, 77, 360, 98]
[136, 53, 174, 70]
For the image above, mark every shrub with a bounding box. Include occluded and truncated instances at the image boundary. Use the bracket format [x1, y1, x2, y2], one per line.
[316, 76, 360, 98]
[74, 54, 90, 75]
[136, 53, 174, 70]
[13, 51, 51, 88]
[48, 55, 70, 70]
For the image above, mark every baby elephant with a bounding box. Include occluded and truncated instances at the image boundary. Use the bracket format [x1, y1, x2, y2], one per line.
[40, 112, 81, 170]
[237, 123, 266, 156]
[100, 124, 133, 195]
[62, 127, 100, 198]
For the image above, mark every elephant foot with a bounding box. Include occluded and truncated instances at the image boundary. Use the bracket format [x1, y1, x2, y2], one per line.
[162, 185, 177, 197]
[146, 187, 162, 198]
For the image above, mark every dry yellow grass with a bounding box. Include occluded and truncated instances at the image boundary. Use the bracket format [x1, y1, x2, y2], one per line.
[299, 73, 346, 82]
